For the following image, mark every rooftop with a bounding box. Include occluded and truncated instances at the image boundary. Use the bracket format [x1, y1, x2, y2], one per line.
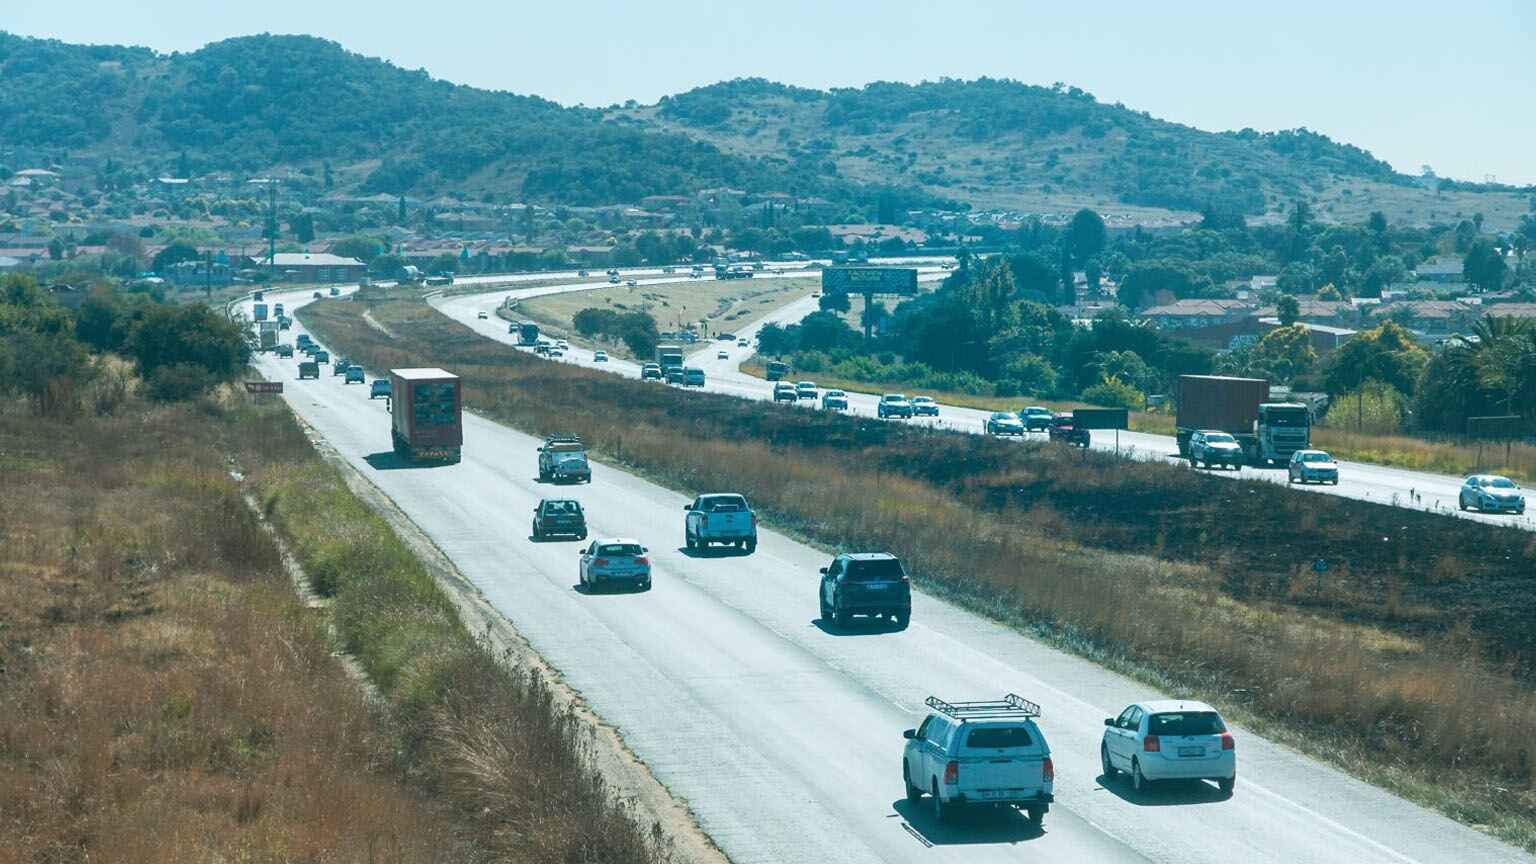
[390, 367, 459, 381]
[272, 252, 365, 267]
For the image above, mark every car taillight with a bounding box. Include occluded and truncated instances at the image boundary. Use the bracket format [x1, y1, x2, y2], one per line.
[1220, 732, 1235, 751]
[1144, 735, 1160, 753]
[1042, 757, 1054, 783]
[636, 557, 650, 566]
[594, 558, 609, 566]
[943, 760, 959, 785]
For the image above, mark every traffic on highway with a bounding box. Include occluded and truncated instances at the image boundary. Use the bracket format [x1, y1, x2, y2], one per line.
[231, 280, 1531, 863]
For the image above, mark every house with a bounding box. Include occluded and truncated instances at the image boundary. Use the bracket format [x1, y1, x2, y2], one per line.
[1257, 318, 1357, 354]
[1139, 298, 1257, 330]
[1484, 302, 1536, 320]
[1413, 256, 1464, 283]
[1253, 300, 1357, 327]
[1366, 300, 1479, 335]
[268, 252, 366, 283]
[13, 169, 60, 187]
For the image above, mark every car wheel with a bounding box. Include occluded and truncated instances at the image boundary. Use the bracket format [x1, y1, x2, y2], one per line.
[577, 531, 587, 541]
[1459, 497, 1468, 511]
[1132, 759, 1151, 794]
[1287, 473, 1296, 484]
[819, 596, 832, 621]
[1330, 478, 1339, 486]
[745, 538, 757, 554]
[1101, 742, 1118, 778]
[932, 780, 951, 823]
[1025, 806, 1044, 828]
[904, 761, 923, 802]
[685, 533, 696, 550]
[834, 606, 851, 629]
[532, 525, 541, 541]
[1218, 776, 1235, 797]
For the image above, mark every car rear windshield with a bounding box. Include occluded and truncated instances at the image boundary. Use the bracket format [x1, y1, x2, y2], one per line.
[1301, 452, 1331, 462]
[701, 495, 748, 512]
[596, 544, 642, 556]
[543, 501, 581, 514]
[1148, 711, 1227, 736]
[965, 725, 1033, 749]
[846, 558, 905, 581]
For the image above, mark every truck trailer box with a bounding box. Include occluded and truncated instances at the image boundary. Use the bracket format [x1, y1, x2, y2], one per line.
[389, 368, 463, 464]
[1176, 375, 1269, 434]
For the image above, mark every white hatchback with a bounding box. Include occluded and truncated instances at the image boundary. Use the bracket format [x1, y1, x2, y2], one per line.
[1101, 700, 1235, 795]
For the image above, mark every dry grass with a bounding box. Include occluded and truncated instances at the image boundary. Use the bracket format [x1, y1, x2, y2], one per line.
[304, 289, 1536, 849]
[1313, 427, 1536, 485]
[0, 399, 474, 864]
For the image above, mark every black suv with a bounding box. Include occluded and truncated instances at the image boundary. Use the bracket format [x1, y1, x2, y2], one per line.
[532, 498, 587, 541]
[819, 553, 911, 629]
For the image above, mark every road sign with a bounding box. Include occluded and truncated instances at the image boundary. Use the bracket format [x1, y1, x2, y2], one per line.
[821, 267, 918, 297]
[1466, 415, 1521, 439]
[1072, 408, 1128, 430]
[244, 381, 284, 394]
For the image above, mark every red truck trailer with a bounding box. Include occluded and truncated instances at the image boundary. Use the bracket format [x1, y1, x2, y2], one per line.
[1175, 375, 1310, 465]
[389, 368, 463, 464]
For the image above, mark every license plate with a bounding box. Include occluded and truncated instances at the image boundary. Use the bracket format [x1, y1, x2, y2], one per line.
[1178, 746, 1204, 757]
[982, 790, 1008, 799]
[865, 583, 888, 591]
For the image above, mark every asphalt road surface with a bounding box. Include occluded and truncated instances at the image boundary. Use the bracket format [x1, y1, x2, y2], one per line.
[241, 285, 1530, 864]
[435, 280, 1533, 532]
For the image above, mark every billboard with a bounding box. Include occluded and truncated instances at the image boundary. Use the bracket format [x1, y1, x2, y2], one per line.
[1072, 408, 1128, 430]
[821, 267, 918, 297]
[244, 381, 285, 394]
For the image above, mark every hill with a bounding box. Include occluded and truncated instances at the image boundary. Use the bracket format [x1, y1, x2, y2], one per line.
[607, 78, 1535, 227]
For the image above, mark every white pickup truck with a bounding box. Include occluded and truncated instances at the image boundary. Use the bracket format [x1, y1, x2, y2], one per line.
[902, 695, 1054, 827]
[683, 493, 757, 553]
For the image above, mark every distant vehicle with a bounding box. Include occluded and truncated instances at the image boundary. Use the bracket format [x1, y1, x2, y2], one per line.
[253, 290, 264, 301]
[765, 360, 789, 381]
[1459, 474, 1526, 514]
[332, 358, 350, 375]
[298, 361, 319, 380]
[717, 350, 729, 360]
[534, 344, 551, 356]
[986, 412, 1026, 436]
[819, 552, 910, 629]
[625, 279, 638, 288]
[665, 367, 685, 385]
[275, 344, 293, 358]
[1288, 450, 1339, 485]
[517, 322, 541, 346]
[253, 303, 269, 321]
[369, 379, 391, 399]
[538, 435, 591, 484]
[579, 538, 652, 592]
[822, 389, 848, 411]
[344, 366, 365, 384]
[278, 317, 292, 330]
[683, 367, 706, 387]
[877, 393, 913, 419]
[684, 493, 757, 552]
[773, 382, 798, 403]
[550, 348, 565, 358]
[477, 311, 489, 320]
[795, 381, 818, 400]
[257, 322, 279, 352]
[556, 339, 569, 350]
[606, 269, 619, 276]
[424, 273, 454, 286]
[1188, 430, 1242, 469]
[1102, 700, 1235, 796]
[655, 344, 685, 374]
[328, 286, 340, 296]
[296, 334, 313, 350]
[717, 333, 735, 341]
[1048, 413, 1090, 448]
[904, 695, 1054, 825]
[358, 276, 372, 288]
[641, 363, 663, 381]
[313, 291, 322, 299]
[1176, 375, 1309, 467]
[389, 368, 463, 464]
[532, 498, 587, 541]
[608, 274, 621, 284]
[662, 266, 676, 274]
[594, 351, 608, 363]
[910, 396, 939, 417]
[313, 350, 330, 364]
[509, 322, 518, 334]
[737, 338, 749, 347]
[1018, 406, 1054, 432]
[273, 303, 284, 317]
[578, 269, 590, 277]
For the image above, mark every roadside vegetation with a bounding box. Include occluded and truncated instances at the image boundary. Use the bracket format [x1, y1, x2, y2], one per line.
[305, 289, 1536, 850]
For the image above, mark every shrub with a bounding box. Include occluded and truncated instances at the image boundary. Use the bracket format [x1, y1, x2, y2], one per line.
[1081, 377, 1147, 410]
[145, 362, 217, 402]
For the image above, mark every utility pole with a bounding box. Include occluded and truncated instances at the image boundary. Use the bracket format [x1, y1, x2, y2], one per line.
[204, 249, 212, 301]
[265, 179, 278, 277]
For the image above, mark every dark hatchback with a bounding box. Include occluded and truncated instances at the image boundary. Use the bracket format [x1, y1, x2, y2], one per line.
[1048, 413, 1090, 448]
[532, 498, 587, 541]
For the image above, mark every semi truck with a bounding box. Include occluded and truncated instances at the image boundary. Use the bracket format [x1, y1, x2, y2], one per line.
[765, 360, 789, 381]
[1175, 375, 1311, 466]
[253, 303, 269, 321]
[389, 368, 463, 464]
[257, 320, 279, 352]
[655, 344, 685, 374]
[517, 322, 541, 346]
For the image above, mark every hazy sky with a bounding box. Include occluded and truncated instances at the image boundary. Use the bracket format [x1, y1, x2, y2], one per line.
[9, 1, 1534, 184]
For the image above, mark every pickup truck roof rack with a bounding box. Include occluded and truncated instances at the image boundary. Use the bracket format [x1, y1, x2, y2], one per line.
[543, 434, 583, 444]
[925, 694, 1041, 721]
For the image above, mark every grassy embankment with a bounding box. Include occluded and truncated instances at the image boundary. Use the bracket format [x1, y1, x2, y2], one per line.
[740, 360, 1536, 482]
[506, 277, 816, 359]
[0, 388, 674, 863]
[305, 289, 1536, 851]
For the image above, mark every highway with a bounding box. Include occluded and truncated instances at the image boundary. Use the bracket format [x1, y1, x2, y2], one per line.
[244, 284, 1530, 863]
[434, 275, 1534, 531]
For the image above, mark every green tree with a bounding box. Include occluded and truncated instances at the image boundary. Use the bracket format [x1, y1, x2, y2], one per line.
[1367, 211, 1388, 235]
[1463, 239, 1507, 293]
[1066, 208, 1107, 265]
[818, 291, 852, 313]
[1323, 321, 1427, 397]
[1277, 294, 1300, 326]
[1276, 261, 1315, 295]
[128, 304, 250, 385]
[1253, 324, 1317, 382]
[152, 241, 200, 273]
[1001, 353, 1058, 395]
[860, 300, 890, 335]
[1081, 376, 1145, 410]
[291, 212, 315, 243]
[1322, 246, 1349, 287]
[331, 236, 384, 263]
[4, 328, 93, 416]
[47, 237, 64, 260]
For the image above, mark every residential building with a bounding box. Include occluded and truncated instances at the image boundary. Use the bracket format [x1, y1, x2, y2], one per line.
[1413, 256, 1464, 283]
[1139, 298, 1257, 330]
[268, 252, 366, 283]
[1366, 300, 1479, 334]
[1253, 299, 1357, 327]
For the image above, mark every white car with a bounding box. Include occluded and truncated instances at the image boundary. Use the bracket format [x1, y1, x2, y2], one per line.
[877, 393, 913, 419]
[1101, 700, 1235, 796]
[986, 412, 1026, 436]
[593, 351, 608, 363]
[1287, 449, 1339, 485]
[477, 311, 488, 320]
[578, 538, 652, 592]
[557, 340, 569, 350]
[902, 695, 1054, 826]
[1188, 430, 1242, 470]
[717, 350, 729, 360]
[1459, 474, 1526, 514]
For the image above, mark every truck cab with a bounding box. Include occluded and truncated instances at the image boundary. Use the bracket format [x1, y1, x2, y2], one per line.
[538, 436, 591, 484]
[903, 695, 1054, 827]
[1253, 403, 1311, 465]
[765, 360, 789, 382]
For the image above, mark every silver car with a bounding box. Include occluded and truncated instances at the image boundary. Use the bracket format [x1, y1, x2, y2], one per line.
[1459, 475, 1526, 514]
[1288, 450, 1339, 485]
[1189, 430, 1242, 470]
[579, 538, 652, 592]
